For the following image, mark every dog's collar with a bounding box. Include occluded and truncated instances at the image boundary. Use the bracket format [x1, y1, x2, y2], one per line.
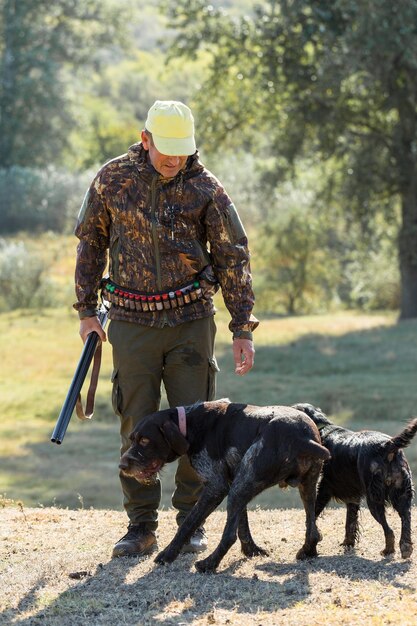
[176, 406, 187, 437]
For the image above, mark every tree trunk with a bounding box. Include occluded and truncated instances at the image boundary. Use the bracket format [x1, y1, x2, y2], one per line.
[398, 188, 417, 320]
[395, 67, 417, 320]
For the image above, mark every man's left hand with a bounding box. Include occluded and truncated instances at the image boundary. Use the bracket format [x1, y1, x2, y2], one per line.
[233, 338, 255, 376]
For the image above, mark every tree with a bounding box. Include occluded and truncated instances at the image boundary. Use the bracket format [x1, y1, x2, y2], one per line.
[163, 0, 417, 319]
[0, 0, 126, 168]
[256, 210, 340, 315]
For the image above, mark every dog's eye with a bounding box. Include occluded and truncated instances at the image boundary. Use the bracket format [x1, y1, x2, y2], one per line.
[139, 437, 150, 446]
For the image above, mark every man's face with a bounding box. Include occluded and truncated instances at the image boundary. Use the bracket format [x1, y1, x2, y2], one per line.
[141, 130, 188, 179]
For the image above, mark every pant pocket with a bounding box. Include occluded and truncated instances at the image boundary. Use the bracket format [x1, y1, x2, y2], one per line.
[111, 368, 123, 418]
[207, 356, 220, 401]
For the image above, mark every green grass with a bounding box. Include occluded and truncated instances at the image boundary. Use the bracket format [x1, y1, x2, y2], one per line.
[2, 302, 417, 511]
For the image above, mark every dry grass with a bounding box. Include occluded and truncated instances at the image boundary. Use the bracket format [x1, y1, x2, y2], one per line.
[1, 504, 417, 625]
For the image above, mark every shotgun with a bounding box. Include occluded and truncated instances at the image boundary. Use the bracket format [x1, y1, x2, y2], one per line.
[51, 304, 108, 444]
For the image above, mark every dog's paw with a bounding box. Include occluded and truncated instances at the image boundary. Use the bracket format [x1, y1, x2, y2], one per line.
[154, 548, 177, 565]
[241, 542, 269, 558]
[400, 542, 413, 559]
[381, 547, 395, 558]
[341, 539, 356, 553]
[296, 546, 318, 560]
[195, 557, 218, 573]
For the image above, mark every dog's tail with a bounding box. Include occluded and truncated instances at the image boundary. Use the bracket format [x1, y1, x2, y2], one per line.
[293, 403, 331, 428]
[304, 439, 331, 461]
[386, 417, 417, 452]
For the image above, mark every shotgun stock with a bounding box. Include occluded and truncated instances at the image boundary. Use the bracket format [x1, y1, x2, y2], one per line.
[51, 306, 108, 444]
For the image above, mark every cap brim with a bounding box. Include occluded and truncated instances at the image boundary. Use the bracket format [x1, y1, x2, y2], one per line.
[152, 134, 196, 156]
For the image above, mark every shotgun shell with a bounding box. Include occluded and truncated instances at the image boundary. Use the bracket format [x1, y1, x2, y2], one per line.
[183, 288, 191, 304]
[155, 295, 163, 311]
[169, 291, 178, 308]
[162, 294, 171, 309]
[175, 290, 184, 306]
[129, 294, 136, 310]
[141, 296, 149, 312]
[105, 286, 115, 305]
[111, 286, 118, 305]
[193, 280, 202, 298]
[148, 296, 156, 311]
[115, 289, 124, 307]
[134, 294, 142, 311]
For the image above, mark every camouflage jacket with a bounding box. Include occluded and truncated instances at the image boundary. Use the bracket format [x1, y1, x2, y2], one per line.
[74, 142, 258, 334]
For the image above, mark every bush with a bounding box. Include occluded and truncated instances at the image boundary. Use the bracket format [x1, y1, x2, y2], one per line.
[252, 176, 343, 315]
[0, 166, 94, 234]
[252, 177, 400, 315]
[343, 240, 400, 311]
[0, 239, 57, 310]
[254, 212, 341, 315]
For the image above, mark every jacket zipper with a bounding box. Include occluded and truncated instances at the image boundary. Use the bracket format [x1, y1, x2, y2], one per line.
[150, 175, 169, 325]
[151, 175, 162, 290]
[169, 205, 175, 240]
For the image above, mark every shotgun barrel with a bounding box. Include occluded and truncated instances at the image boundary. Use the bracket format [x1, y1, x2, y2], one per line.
[51, 306, 108, 445]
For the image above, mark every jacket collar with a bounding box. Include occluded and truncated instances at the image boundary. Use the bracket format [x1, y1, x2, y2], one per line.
[127, 142, 203, 182]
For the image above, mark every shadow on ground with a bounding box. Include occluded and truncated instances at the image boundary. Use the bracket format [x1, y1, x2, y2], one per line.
[1, 547, 413, 626]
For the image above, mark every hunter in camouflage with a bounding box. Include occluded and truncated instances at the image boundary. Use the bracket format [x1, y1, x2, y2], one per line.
[74, 100, 258, 560]
[74, 143, 258, 334]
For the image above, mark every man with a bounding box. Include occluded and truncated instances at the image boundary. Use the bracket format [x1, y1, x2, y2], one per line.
[74, 100, 258, 558]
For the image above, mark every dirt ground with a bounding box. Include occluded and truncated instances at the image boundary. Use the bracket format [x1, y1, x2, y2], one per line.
[1, 505, 417, 625]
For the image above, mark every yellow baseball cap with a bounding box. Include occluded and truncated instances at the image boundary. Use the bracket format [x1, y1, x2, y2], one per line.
[145, 100, 196, 156]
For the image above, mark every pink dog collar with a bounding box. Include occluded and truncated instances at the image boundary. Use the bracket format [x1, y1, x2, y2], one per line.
[176, 406, 187, 437]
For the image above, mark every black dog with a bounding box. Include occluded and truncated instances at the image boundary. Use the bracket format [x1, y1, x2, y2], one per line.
[119, 399, 330, 572]
[294, 403, 417, 558]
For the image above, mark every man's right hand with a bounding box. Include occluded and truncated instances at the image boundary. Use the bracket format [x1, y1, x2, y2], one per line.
[79, 316, 107, 344]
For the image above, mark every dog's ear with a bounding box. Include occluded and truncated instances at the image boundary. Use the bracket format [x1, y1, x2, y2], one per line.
[160, 421, 189, 456]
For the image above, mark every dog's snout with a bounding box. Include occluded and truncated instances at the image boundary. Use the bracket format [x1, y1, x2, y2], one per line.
[119, 456, 129, 470]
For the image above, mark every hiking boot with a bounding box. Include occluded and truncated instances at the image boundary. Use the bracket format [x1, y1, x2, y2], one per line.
[112, 523, 157, 558]
[181, 527, 208, 554]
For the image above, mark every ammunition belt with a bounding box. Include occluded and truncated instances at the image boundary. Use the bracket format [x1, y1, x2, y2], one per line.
[102, 278, 204, 312]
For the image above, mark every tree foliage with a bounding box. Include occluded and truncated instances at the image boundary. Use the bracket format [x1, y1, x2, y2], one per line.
[256, 212, 339, 315]
[70, 49, 208, 169]
[252, 164, 400, 315]
[0, 0, 409, 316]
[0, 0, 126, 168]
[163, 0, 417, 318]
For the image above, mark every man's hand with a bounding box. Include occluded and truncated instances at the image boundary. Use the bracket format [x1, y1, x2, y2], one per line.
[79, 316, 107, 344]
[233, 338, 255, 376]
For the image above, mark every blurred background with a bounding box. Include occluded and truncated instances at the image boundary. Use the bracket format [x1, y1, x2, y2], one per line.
[1, 0, 417, 511]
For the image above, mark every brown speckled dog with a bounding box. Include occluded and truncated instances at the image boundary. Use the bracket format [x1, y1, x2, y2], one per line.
[119, 399, 330, 572]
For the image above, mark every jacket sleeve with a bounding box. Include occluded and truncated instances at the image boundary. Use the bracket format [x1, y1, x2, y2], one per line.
[73, 175, 110, 319]
[204, 183, 259, 335]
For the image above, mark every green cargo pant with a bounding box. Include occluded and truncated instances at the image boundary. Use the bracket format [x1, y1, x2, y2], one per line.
[108, 316, 218, 529]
